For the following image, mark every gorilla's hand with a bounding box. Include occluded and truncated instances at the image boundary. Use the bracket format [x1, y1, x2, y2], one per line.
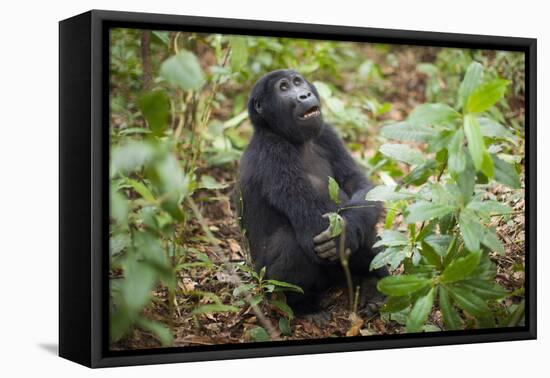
[313, 214, 360, 262]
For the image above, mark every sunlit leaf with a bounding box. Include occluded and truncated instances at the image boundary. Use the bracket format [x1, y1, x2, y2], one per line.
[405, 201, 455, 224]
[380, 143, 425, 165]
[458, 61, 484, 109]
[328, 176, 341, 205]
[441, 250, 481, 283]
[439, 286, 461, 330]
[138, 90, 170, 136]
[160, 50, 205, 91]
[377, 274, 432, 296]
[466, 79, 509, 114]
[408, 103, 460, 128]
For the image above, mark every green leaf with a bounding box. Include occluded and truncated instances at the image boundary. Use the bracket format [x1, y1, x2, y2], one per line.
[457, 280, 507, 300]
[270, 300, 295, 319]
[233, 283, 255, 297]
[328, 176, 341, 205]
[377, 274, 432, 296]
[125, 178, 156, 202]
[448, 129, 466, 174]
[381, 295, 412, 313]
[446, 285, 491, 317]
[138, 90, 170, 136]
[264, 279, 304, 294]
[458, 61, 484, 109]
[464, 114, 493, 178]
[408, 103, 460, 128]
[492, 155, 521, 189]
[370, 247, 408, 271]
[379, 143, 425, 165]
[380, 122, 433, 142]
[327, 212, 343, 238]
[373, 230, 409, 248]
[249, 326, 271, 342]
[279, 317, 292, 336]
[478, 117, 517, 144]
[459, 208, 482, 251]
[466, 79, 509, 114]
[160, 50, 205, 91]
[365, 185, 417, 202]
[405, 201, 455, 224]
[112, 141, 155, 173]
[423, 234, 451, 254]
[402, 160, 438, 186]
[467, 200, 512, 215]
[120, 256, 156, 314]
[439, 286, 462, 330]
[199, 175, 228, 190]
[406, 287, 435, 332]
[481, 229, 505, 255]
[136, 317, 173, 346]
[440, 250, 481, 283]
[230, 37, 248, 72]
[192, 304, 240, 315]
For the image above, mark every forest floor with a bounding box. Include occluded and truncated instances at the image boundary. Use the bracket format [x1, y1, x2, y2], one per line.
[112, 48, 526, 350]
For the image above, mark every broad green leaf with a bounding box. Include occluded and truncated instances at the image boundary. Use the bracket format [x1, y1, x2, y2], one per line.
[365, 185, 417, 202]
[380, 122, 433, 142]
[406, 287, 435, 332]
[125, 178, 156, 202]
[405, 201, 455, 224]
[481, 229, 505, 255]
[112, 141, 155, 173]
[138, 90, 170, 136]
[249, 326, 270, 342]
[446, 285, 491, 317]
[423, 234, 452, 256]
[440, 250, 481, 283]
[192, 304, 240, 315]
[467, 200, 513, 215]
[466, 79, 510, 114]
[457, 280, 507, 300]
[459, 208, 482, 251]
[151, 31, 170, 46]
[402, 160, 438, 186]
[328, 212, 343, 238]
[279, 317, 292, 336]
[377, 274, 432, 296]
[453, 153, 476, 204]
[448, 129, 466, 174]
[459, 61, 484, 109]
[264, 279, 304, 294]
[230, 37, 248, 72]
[233, 283, 255, 297]
[270, 300, 294, 320]
[199, 175, 228, 190]
[121, 256, 156, 314]
[381, 295, 412, 313]
[464, 114, 493, 178]
[478, 117, 517, 144]
[439, 286, 461, 330]
[373, 230, 409, 248]
[160, 50, 205, 91]
[408, 103, 460, 128]
[328, 176, 341, 205]
[379, 143, 425, 165]
[370, 247, 408, 271]
[492, 155, 521, 189]
[136, 317, 173, 346]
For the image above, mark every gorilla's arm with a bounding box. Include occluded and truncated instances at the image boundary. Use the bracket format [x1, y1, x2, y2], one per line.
[250, 132, 332, 264]
[315, 126, 382, 254]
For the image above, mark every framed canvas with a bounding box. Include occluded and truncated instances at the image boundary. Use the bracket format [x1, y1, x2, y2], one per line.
[59, 9, 537, 368]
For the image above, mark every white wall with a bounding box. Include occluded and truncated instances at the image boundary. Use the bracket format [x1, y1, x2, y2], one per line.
[0, 0, 546, 376]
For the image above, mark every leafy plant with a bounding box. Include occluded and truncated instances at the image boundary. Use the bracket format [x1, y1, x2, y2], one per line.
[367, 61, 522, 332]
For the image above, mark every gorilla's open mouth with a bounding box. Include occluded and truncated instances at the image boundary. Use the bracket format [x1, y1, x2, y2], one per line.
[298, 106, 321, 120]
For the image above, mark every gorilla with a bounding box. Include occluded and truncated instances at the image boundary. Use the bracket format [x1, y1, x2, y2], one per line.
[238, 69, 388, 314]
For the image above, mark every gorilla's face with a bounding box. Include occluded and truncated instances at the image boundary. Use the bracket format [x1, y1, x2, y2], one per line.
[249, 70, 324, 144]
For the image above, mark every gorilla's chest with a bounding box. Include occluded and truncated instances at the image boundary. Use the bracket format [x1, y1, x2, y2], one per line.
[300, 143, 348, 205]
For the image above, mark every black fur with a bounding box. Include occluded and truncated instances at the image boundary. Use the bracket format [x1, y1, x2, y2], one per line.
[239, 70, 387, 313]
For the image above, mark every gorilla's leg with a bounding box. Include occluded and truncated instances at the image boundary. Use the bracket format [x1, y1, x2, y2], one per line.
[259, 227, 329, 315]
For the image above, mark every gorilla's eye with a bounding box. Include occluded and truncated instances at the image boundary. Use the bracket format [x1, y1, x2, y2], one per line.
[293, 77, 302, 86]
[279, 81, 290, 91]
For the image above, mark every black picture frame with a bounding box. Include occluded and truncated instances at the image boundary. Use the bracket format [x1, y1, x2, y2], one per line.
[59, 9, 537, 368]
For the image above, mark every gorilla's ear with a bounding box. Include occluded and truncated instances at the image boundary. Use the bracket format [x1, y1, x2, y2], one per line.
[253, 99, 263, 114]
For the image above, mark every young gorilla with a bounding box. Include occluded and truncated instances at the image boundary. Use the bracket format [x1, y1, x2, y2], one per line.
[239, 69, 388, 314]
